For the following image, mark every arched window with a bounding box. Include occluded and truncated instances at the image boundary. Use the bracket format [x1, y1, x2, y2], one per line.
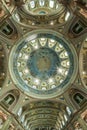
[21, 115, 25, 123]
[24, 120, 27, 127]
[66, 107, 72, 116]
[17, 107, 22, 116]
[1, 22, 13, 35]
[2, 94, 15, 107]
[64, 114, 68, 122]
[73, 93, 85, 105]
[65, 11, 70, 21]
[71, 20, 85, 35]
[62, 120, 65, 126]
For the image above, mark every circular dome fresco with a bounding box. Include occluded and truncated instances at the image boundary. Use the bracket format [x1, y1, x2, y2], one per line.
[9, 30, 78, 99]
[22, 0, 64, 16]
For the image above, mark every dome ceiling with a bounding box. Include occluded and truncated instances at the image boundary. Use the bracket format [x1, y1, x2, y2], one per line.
[22, 0, 64, 16]
[9, 30, 78, 98]
[13, 0, 70, 27]
[0, 0, 87, 130]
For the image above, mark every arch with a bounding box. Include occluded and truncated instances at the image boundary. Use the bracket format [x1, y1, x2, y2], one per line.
[1, 93, 16, 108]
[73, 93, 85, 105]
[1, 89, 20, 108]
[1, 22, 13, 36]
[69, 89, 87, 108]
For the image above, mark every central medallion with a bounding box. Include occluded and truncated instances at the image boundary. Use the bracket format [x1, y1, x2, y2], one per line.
[37, 56, 51, 71]
[9, 30, 78, 99]
[28, 48, 59, 80]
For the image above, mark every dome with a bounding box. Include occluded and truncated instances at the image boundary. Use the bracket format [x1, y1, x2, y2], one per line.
[22, 0, 64, 16]
[9, 30, 78, 98]
[0, 0, 87, 130]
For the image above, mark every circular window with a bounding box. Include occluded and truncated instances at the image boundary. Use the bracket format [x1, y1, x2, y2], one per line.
[9, 30, 78, 99]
